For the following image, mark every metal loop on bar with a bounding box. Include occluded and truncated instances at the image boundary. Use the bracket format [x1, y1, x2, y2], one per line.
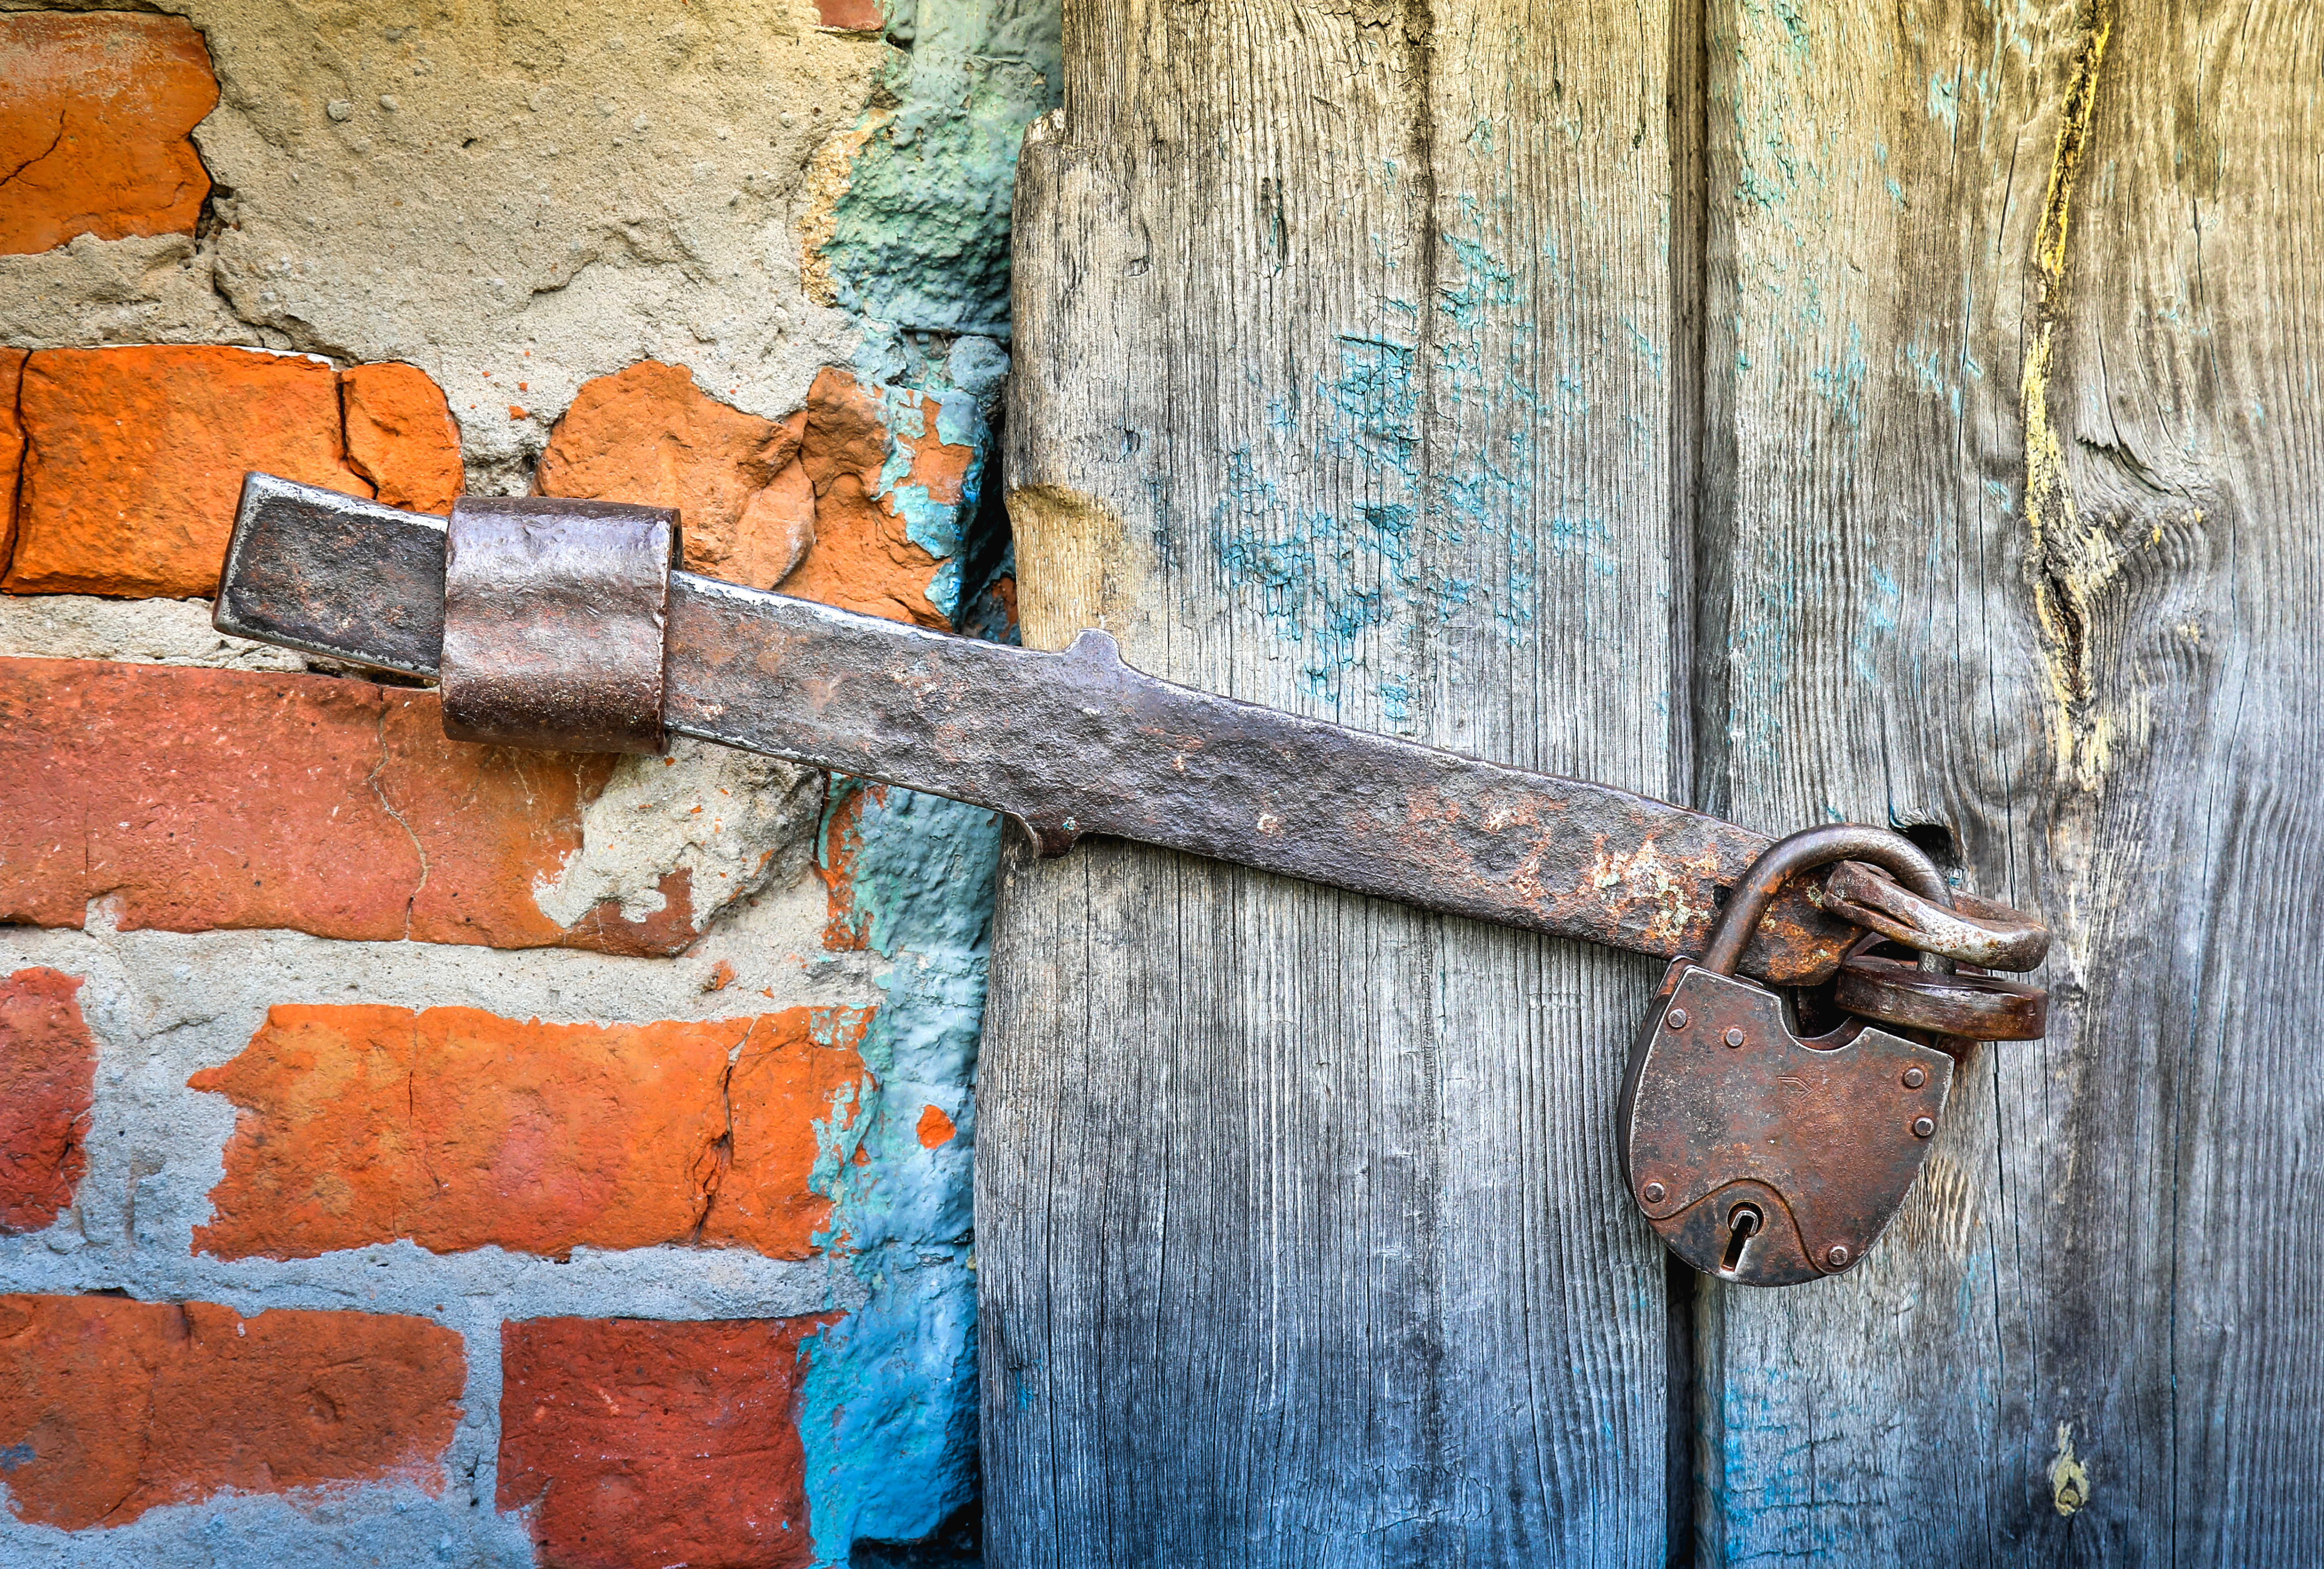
[1821, 859, 2051, 974]
[1699, 824, 1950, 979]
[440, 496, 681, 755]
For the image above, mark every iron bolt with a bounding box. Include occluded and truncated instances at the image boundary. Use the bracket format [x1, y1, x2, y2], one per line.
[1826, 1244, 1851, 1268]
[1641, 1182, 1667, 1204]
[1723, 1027, 1745, 1048]
[1666, 1008, 1688, 1029]
[1902, 1066, 1926, 1088]
[1912, 1116, 1936, 1138]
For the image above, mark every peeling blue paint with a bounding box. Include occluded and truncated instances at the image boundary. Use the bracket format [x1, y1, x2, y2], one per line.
[1927, 70, 1961, 130]
[797, 3, 1052, 1556]
[820, 0, 1062, 335]
[1852, 566, 1902, 683]
[799, 781, 1001, 1565]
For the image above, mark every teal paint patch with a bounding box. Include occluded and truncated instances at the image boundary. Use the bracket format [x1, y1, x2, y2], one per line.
[1208, 192, 1665, 718]
[795, 9, 1037, 1528]
[1853, 565, 1902, 683]
[1927, 70, 1961, 130]
[1320, 333, 1420, 477]
[1811, 322, 1869, 428]
[799, 780, 1001, 1565]
[819, 0, 1063, 334]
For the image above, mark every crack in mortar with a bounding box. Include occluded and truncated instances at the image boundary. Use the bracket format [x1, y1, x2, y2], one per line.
[2020, 0, 2118, 791]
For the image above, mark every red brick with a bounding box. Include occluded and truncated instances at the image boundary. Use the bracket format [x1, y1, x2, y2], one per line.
[190, 1003, 872, 1261]
[0, 658, 745, 953]
[0, 13, 216, 257]
[6, 346, 369, 598]
[538, 359, 817, 590]
[498, 1315, 830, 1569]
[0, 348, 25, 577]
[817, 0, 885, 30]
[0, 969, 95, 1233]
[340, 362, 464, 516]
[0, 1294, 463, 1530]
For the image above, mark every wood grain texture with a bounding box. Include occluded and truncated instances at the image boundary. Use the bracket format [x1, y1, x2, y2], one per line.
[1692, 0, 2324, 1561]
[984, 0, 1681, 1560]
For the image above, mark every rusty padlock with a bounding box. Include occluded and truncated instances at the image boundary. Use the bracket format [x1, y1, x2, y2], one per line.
[1617, 826, 1961, 1286]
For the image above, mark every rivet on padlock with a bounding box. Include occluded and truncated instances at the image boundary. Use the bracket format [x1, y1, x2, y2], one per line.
[1616, 825, 1963, 1287]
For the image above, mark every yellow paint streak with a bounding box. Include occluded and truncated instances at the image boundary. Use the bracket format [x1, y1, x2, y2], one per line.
[2020, 1, 2118, 791]
[797, 112, 888, 308]
[2049, 1421, 2092, 1515]
[1004, 483, 1152, 654]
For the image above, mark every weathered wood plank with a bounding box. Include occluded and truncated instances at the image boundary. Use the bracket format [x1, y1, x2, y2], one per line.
[984, 0, 1682, 1560]
[1695, 0, 2324, 1560]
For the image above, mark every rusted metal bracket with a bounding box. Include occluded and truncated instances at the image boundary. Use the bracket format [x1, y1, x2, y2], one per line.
[210, 476, 2056, 989]
[440, 495, 681, 754]
[215, 474, 1908, 984]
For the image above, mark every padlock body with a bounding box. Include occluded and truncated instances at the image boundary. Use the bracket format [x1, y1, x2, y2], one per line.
[1617, 960, 1956, 1286]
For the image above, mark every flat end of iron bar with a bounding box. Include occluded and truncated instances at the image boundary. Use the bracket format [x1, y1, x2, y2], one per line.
[213, 472, 448, 679]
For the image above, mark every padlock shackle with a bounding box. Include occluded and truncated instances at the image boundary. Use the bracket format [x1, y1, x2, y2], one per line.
[1701, 825, 1951, 978]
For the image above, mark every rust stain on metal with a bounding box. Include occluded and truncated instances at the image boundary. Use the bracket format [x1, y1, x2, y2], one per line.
[440, 495, 679, 755]
[1822, 859, 2050, 972]
[1834, 951, 2047, 1041]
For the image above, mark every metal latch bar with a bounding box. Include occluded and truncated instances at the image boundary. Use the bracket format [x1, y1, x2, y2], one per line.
[217, 472, 1913, 985]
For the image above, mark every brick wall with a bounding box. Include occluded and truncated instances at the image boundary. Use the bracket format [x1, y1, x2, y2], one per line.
[0, 4, 1053, 1565]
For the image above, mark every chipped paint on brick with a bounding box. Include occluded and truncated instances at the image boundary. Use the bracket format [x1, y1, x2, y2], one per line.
[531, 740, 824, 935]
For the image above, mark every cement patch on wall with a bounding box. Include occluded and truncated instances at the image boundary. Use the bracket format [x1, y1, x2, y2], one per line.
[0, 0, 884, 491]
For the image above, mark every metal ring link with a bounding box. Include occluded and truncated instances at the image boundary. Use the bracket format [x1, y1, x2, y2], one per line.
[1820, 859, 2050, 974]
[1833, 951, 2048, 1041]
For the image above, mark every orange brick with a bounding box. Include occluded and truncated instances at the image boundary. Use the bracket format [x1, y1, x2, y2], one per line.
[371, 692, 692, 957]
[0, 659, 735, 954]
[777, 367, 954, 628]
[539, 359, 816, 590]
[0, 969, 95, 1234]
[815, 0, 883, 29]
[917, 1103, 957, 1148]
[3, 348, 468, 599]
[499, 1315, 829, 1569]
[190, 1004, 873, 1261]
[6, 346, 370, 599]
[340, 362, 464, 516]
[0, 13, 217, 256]
[544, 361, 963, 627]
[0, 1294, 463, 1530]
[0, 348, 25, 572]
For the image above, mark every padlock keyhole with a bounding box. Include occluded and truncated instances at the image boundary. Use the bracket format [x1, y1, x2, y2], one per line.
[1721, 1202, 1764, 1273]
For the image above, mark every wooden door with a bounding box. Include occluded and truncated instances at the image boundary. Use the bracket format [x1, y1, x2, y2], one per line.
[985, 0, 2324, 1561]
